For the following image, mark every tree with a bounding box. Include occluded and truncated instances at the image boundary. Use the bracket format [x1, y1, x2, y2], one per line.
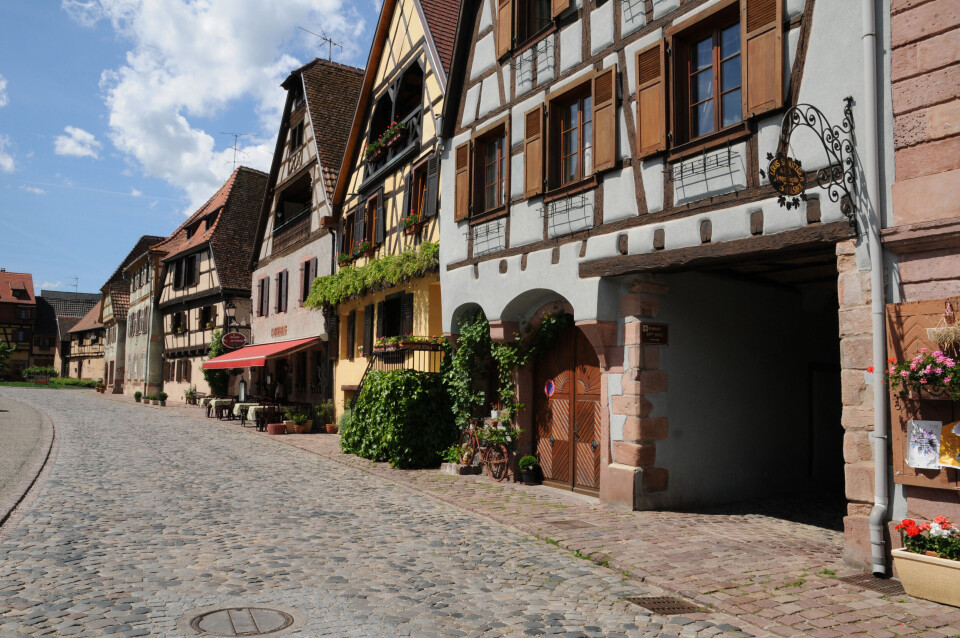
[0, 342, 15, 381]
[201, 329, 230, 396]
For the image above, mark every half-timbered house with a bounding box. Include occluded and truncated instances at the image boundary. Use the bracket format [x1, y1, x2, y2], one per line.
[241, 59, 363, 406]
[99, 235, 166, 393]
[328, 0, 460, 417]
[123, 242, 167, 398]
[439, 0, 894, 567]
[0, 270, 36, 379]
[35, 291, 100, 377]
[154, 167, 267, 400]
[65, 301, 105, 380]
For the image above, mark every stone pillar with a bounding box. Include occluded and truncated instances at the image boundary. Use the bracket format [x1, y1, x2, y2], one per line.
[601, 276, 669, 509]
[837, 239, 876, 568]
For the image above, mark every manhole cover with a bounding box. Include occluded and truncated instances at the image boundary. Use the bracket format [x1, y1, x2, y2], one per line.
[624, 596, 706, 615]
[546, 519, 596, 530]
[190, 607, 295, 636]
[839, 573, 906, 596]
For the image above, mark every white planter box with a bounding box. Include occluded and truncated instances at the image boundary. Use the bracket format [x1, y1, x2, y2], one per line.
[892, 548, 960, 607]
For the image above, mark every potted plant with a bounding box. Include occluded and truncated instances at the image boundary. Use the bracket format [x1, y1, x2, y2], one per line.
[184, 385, 197, 405]
[205, 321, 213, 330]
[886, 348, 960, 400]
[380, 120, 407, 148]
[95, 381, 106, 393]
[282, 410, 296, 434]
[316, 401, 335, 433]
[354, 239, 374, 257]
[157, 391, 168, 407]
[291, 412, 311, 434]
[134, 391, 142, 403]
[337, 252, 353, 267]
[400, 212, 422, 235]
[518, 455, 541, 485]
[892, 516, 960, 606]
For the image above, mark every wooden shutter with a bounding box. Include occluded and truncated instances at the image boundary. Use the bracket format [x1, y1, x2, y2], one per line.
[423, 155, 440, 218]
[454, 142, 472, 222]
[401, 174, 412, 223]
[336, 221, 345, 256]
[400, 293, 414, 336]
[174, 260, 183, 289]
[636, 41, 668, 158]
[741, 0, 783, 117]
[551, 0, 570, 19]
[592, 65, 618, 173]
[274, 273, 281, 313]
[299, 262, 306, 306]
[497, 0, 512, 59]
[354, 209, 365, 252]
[346, 310, 356, 360]
[210, 304, 217, 328]
[193, 253, 201, 285]
[523, 106, 545, 197]
[309, 257, 318, 297]
[363, 304, 374, 355]
[283, 270, 289, 312]
[376, 301, 385, 338]
[185, 359, 191, 383]
[375, 188, 386, 245]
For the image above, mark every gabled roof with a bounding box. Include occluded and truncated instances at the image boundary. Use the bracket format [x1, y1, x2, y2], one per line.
[154, 166, 268, 291]
[34, 297, 59, 336]
[58, 316, 80, 340]
[101, 235, 167, 320]
[68, 301, 104, 334]
[441, 0, 479, 138]
[0, 271, 35, 305]
[331, 0, 460, 210]
[39, 290, 100, 319]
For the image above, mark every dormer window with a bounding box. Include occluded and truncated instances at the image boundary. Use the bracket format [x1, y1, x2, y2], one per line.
[292, 89, 305, 112]
[291, 121, 304, 150]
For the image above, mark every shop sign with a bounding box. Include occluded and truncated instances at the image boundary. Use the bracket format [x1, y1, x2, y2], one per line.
[641, 323, 669, 345]
[222, 332, 246, 349]
[767, 155, 805, 198]
[271, 325, 288, 338]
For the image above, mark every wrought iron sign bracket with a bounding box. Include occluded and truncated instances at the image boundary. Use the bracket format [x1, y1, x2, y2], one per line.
[760, 97, 857, 233]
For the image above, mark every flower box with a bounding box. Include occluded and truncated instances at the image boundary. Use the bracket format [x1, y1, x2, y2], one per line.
[383, 128, 406, 149]
[403, 222, 423, 235]
[892, 548, 960, 607]
[398, 341, 442, 351]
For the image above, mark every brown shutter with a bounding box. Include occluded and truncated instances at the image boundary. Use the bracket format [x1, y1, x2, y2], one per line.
[400, 293, 414, 336]
[742, 0, 783, 117]
[185, 359, 191, 383]
[257, 279, 263, 316]
[346, 310, 356, 360]
[592, 65, 618, 173]
[523, 105, 545, 197]
[210, 304, 218, 328]
[636, 41, 668, 158]
[401, 174, 412, 223]
[551, 0, 570, 19]
[299, 262, 306, 306]
[423, 155, 440, 218]
[376, 300, 385, 338]
[309, 257, 318, 297]
[375, 187, 386, 245]
[454, 142, 471, 222]
[275, 273, 281, 313]
[363, 304, 374, 355]
[283, 270, 289, 312]
[497, 0, 512, 59]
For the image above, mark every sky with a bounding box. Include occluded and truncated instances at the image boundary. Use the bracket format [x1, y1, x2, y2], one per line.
[0, 0, 379, 295]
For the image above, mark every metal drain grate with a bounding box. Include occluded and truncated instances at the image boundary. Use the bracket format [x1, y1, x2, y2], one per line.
[189, 607, 295, 636]
[546, 519, 596, 530]
[839, 573, 906, 596]
[624, 596, 706, 615]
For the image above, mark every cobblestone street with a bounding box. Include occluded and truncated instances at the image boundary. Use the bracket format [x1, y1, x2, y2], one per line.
[0, 389, 750, 638]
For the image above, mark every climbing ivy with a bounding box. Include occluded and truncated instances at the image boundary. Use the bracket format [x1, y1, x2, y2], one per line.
[305, 242, 439, 308]
[442, 311, 492, 426]
[202, 329, 230, 396]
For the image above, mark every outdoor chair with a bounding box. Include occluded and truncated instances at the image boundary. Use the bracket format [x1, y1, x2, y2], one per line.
[256, 405, 277, 432]
[215, 398, 235, 420]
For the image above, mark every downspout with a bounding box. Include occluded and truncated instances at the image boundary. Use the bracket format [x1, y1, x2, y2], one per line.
[861, 0, 889, 576]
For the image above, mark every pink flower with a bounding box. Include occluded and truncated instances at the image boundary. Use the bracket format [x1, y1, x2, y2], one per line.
[901, 370, 909, 378]
[910, 363, 917, 370]
[935, 368, 943, 374]
[934, 351, 943, 358]
[924, 365, 933, 374]
[946, 377, 953, 383]
[921, 347, 928, 353]
[889, 367, 896, 374]
[920, 378, 928, 384]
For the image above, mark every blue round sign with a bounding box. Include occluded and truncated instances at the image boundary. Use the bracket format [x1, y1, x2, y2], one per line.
[544, 380, 555, 397]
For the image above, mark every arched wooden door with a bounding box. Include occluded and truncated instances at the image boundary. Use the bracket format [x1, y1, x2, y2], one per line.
[534, 326, 602, 494]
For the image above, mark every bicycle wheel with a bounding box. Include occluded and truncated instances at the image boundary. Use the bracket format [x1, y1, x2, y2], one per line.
[457, 430, 478, 465]
[484, 444, 509, 482]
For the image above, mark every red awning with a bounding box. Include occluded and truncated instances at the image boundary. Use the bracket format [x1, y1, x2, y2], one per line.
[201, 336, 321, 370]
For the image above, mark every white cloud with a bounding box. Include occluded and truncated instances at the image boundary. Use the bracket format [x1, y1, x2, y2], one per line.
[54, 126, 102, 159]
[66, 0, 367, 214]
[0, 75, 8, 108]
[0, 136, 14, 173]
[131, 188, 142, 196]
[20, 185, 46, 195]
[41, 281, 64, 290]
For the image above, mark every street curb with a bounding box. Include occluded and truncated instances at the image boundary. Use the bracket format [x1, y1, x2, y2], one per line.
[0, 400, 56, 531]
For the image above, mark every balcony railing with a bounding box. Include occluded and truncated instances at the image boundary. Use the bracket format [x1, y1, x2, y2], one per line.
[369, 342, 443, 374]
[273, 206, 312, 254]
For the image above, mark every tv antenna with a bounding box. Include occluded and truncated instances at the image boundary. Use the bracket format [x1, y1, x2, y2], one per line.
[220, 131, 251, 170]
[298, 26, 342, 61]
[67, 275, 78, 293]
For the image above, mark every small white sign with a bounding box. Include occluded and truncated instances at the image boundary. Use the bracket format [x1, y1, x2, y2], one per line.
[907, 420, 942, 470]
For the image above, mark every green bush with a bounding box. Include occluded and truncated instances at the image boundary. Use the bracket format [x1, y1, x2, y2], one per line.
[202, 329, 230, 397]
[340, 369, 457, 469]
[22, 365, 59, 380]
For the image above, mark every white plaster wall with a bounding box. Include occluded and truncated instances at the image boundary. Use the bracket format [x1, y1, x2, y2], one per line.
[623, 29, 663, 96]
[603, 167, 639, 223]
[477, 0, 493, 32]
[516, 49, 535, 97]
[622, 0, 647, 36]
[652, 0, 680, 20]
[673, 142, 748, 206]
[478, 73, 501, 119]
[509, 198, 543, 246]
[471, 33, 496, 79]
[590, 0, 614, 55]
[474, 218, 507, 256]
[537, 35, 556, 85]
[547, 192, 594, 239]
[641, 157, 665, 213]
[559, 22, 582, 72]
[462, 85, 480, 127]
[510, 92, 546, 146]
[439, 139, 469, 267]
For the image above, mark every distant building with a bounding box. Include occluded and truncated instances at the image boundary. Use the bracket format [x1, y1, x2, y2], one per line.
[65, 301, 105, 381]
[154, 167, 267, 400]
[0, 270, 36, 379]
[34, 290, 100, 375]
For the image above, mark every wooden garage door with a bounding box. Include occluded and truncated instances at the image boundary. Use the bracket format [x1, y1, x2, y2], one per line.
[535, 326, 602, 494]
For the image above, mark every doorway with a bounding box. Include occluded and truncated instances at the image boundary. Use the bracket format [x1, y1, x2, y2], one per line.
[534, 326, 602, 495]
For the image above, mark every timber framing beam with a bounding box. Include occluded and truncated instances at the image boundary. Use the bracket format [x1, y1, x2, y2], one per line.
[578, 221, 854, 279]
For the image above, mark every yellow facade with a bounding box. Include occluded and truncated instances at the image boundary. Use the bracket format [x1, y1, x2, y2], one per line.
[332, 0, 446, 415]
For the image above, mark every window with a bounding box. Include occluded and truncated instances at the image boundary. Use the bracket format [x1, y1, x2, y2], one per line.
[363, 304, 374, 356]
[299, 257, 318, 306]
[375, 293, 414, 341]
[275, 270, 289, 313]
[200, 306, 216, 330]
[637, 0, 783, 157]
[479, 130, 507, 212]
[345, 310, 356, 361]
[291, 121, 304, 149]
[172, 312, 184, 333]
[554, 91, 593, 186]
[497, 0, 570, 58]
[517, 0, 551, 46]
[454, 122, 508, 222]
[257, 277, 270, 317]
[409, 161, 428, 222]
[341, 211, 355, 258]
[173, 254, 200, 289]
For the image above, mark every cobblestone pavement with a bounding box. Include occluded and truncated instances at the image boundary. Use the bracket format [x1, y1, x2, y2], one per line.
[0, 389, 752, 638]
[154, 399, 960, 638]
[0, 396, 50, 525]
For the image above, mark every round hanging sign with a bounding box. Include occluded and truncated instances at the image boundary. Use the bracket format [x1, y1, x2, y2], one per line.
[768, 155, 805, 197]
[222, 332, 246, 349]
[544, 380, 555, 397]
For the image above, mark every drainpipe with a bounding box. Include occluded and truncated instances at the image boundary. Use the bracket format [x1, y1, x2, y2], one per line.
[861, 0, 888, 577]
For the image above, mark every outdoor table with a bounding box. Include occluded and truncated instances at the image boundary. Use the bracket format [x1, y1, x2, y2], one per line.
[245, 404, 294, 422]
[233, 402, 258, 418]
[197, 397, 212, 407]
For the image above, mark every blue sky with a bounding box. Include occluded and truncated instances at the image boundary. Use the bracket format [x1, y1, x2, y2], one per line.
[0, 0, 378, 295]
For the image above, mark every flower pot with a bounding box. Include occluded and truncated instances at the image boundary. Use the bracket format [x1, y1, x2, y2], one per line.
[325, 423, 339, 434]
[159, 401, 166, 407]
[292, 424, 308, 434]
[403, 222, 423, 235]
[520, 469, 540, 485]
[892, 548, 960, 607]
[284, 420, 295, 434]
[266, 423, 286, 435]
[134, 397, 141, 403]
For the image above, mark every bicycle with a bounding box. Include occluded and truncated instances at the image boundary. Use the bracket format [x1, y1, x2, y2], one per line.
[456, 419, 509, 482]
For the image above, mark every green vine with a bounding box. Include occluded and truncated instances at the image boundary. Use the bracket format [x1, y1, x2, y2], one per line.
[305, 242, 439, 309]
[202, 329, 230, 396]
[443, 311, 492, 425]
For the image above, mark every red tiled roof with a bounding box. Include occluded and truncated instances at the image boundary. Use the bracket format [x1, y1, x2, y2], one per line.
[420, 0, 462, 74]
[68, 300, 104, 334]
[156, 167, 268, 292]
[0, 271, 35, 305]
